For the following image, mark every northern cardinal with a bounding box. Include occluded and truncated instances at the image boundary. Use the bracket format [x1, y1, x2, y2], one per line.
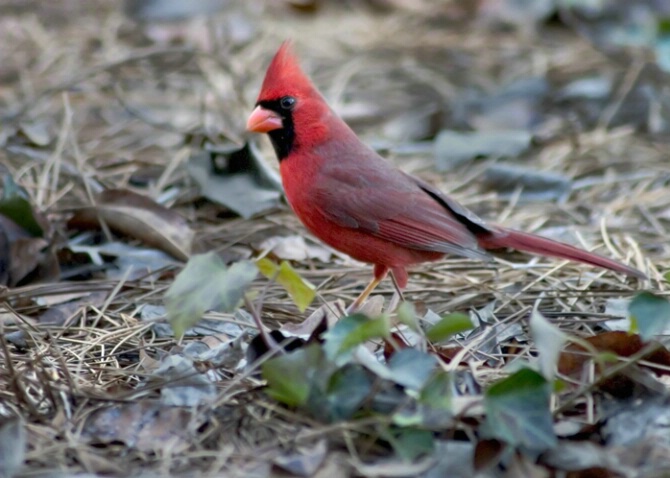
[246, 42, 645, 309]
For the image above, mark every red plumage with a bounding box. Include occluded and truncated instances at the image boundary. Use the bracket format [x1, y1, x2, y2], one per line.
[247, 42, 645, 304]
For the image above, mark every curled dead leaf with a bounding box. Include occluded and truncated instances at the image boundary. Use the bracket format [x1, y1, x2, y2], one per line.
[68, 188, 194, 261]
[559, 331, 670, 377]
[82, 401, 204, 453]
[0, 215, 59, 287]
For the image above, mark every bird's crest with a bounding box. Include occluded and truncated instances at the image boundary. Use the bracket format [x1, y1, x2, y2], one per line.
[257, 41, 317, 102]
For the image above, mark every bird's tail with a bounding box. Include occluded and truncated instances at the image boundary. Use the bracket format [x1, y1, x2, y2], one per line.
[477, 227, 646, 279]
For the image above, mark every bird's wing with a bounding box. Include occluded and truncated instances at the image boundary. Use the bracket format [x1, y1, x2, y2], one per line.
[312, 161, 492, 261]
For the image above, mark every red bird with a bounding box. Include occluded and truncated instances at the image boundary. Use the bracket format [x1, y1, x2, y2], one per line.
[246, 43, 645, 309]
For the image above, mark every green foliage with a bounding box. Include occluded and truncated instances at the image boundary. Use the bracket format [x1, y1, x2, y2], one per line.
[260, 309, 454, 458]
[326, 364, 373, 421]
[483, 368, 556, 452]
[395, 301, 419, 331]
[259, 304, 575, 460]
[425, 312, 474, 343]
[387, 348, 438, 390]
[629, 292, 670, 341]
[419, 370, 452, 411]
[257, 257, 316, 312]
[165, 253, 257, 337]
[323, 313, 390, 363]
[261, 344, 326, 407]
[384, 427, 435, 461]
[0, 174, 43, 236]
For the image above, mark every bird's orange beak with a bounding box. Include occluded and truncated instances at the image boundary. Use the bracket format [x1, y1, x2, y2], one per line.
[246, 106, 283, 133]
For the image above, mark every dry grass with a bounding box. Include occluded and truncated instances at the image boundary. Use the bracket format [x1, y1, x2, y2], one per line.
[1, 1, 669, 476]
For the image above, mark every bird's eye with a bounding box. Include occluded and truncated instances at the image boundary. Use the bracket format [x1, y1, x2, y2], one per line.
[280, 96, 296, 110]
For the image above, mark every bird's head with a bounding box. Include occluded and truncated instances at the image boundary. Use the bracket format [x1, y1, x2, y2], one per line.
[246, 41, 330, 160]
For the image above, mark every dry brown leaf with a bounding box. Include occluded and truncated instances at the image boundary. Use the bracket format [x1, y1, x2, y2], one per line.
[68, 189, 194, 261]
[558, 331, 670, 377]
[82, 401, 204, 453]
[38, 291, 108, 325]
[0, 214, 59, 287]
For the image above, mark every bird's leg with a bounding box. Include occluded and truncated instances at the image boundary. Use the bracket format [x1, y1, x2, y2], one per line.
[347, 277, 382, 313]
[386, 273, 405, 312]
[389, 271, 406, 303]
[347, 265, 388, 314]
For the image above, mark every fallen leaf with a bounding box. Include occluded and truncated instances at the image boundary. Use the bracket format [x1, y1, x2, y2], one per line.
[468, 77, 549, 131]
[557, 76, 613, 101]
[184, 335, 245, 368]
[0, 173, 46, 237]
[82, 401, 203, 453]
[280, 300, 343, 337]
[629, 292, 670, 341]
[434, 130, 532, 170]
[272, 439, 328, 476]
[418, 369, 452, 412]
[152, 354, 216, 406]
[356, 295, 385, 318]
[68, 241, 179, 281]
[425, 312, 474, 343]
[326, 364, 373, 421]
[482, 163, 572, 201]
[68, 188, 194, 261]
[258, 235, 332, 262]
[483, 368, 556, 451]
[124, 0, 228, 21]
[478, 0, 556, 30]
[0, 214, 58, 287]
[387, 348, 438, 390]
[257, 258, 316, 312]
[542, 441, 621, 473]
[473, 439, 504, 472]
[38, 291, 108, 325]
[384, 427, 435, 462]
[0, 172, 58, 286]
[165, 253, 257, 337]
[558, 331, 670, 377]
[262, 344, 325, 407]
[18, 119, 54, 147]
[142, 304, 249, 339]
[188, 142, 283, 219]
[323, 314, 390, 364]
[419, 440, 476, 478]
[246, 329, 307, 365]
[530, 307, 567, 380]
[0, 418, 26, 478]
[9, 237, 58, 287]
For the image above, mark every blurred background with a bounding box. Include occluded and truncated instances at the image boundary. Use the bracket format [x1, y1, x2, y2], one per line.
[1, 2, 669, 476]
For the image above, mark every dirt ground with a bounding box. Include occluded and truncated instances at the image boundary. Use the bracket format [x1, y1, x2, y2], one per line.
[1, 1, 669, 477]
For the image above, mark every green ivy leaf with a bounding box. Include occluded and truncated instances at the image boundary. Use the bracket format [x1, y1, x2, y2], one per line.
[262, 344, 324, 407]
[0, 174, 43, 236]
[425, 312, 474, 343]
[629, 292, 670, 341]
[165, 253, 257, 337]
[326, 364, 372, 421]
[323, 314, 390, 363]
[387, 348, 438, 390]
[257, 258, 316, 312]
[384, 427, 435, 461]
[419, 370, 452, 411]
[484, 368, 556, 451]
[396, 302, 419, 331]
